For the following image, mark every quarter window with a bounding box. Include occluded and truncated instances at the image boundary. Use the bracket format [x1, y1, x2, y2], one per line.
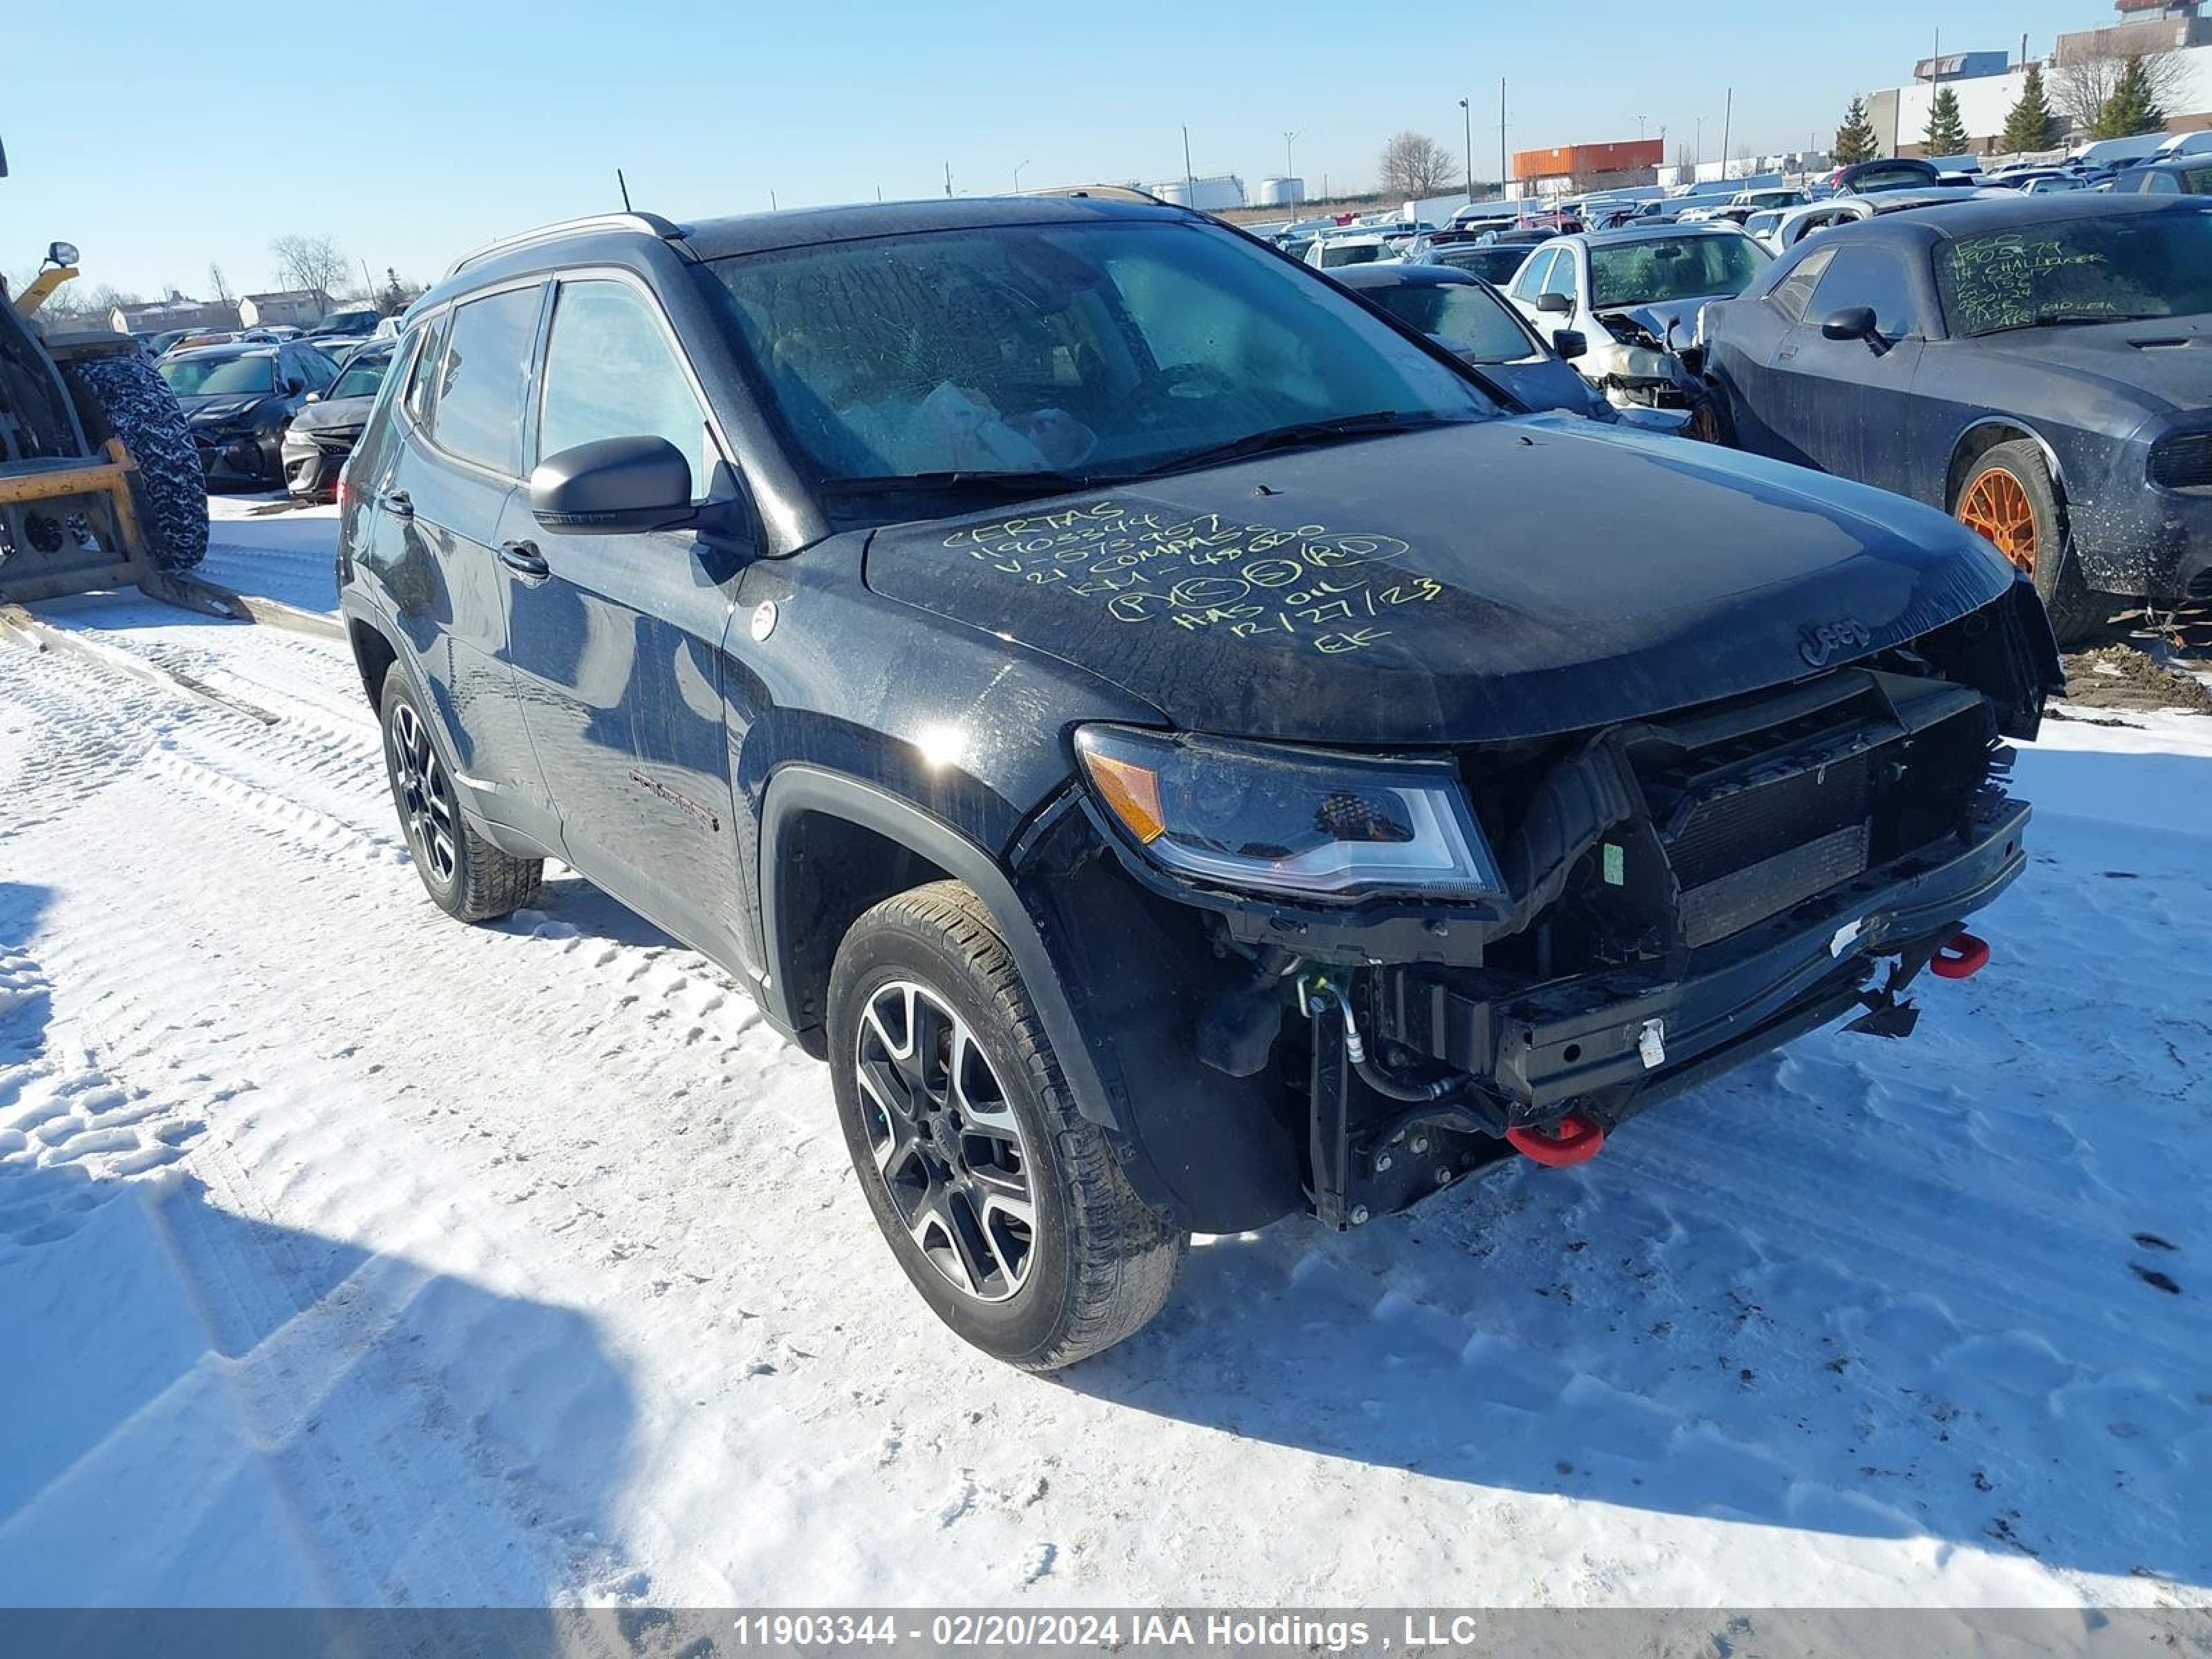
[425, 285, 543, 475]
[538, 281, 718, 494]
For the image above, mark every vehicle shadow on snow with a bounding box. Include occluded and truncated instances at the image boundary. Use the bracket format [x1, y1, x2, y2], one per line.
[1063, 744, 2212, 1590]
[0, 883, 643, 1615]
[491, 869, 681, 953]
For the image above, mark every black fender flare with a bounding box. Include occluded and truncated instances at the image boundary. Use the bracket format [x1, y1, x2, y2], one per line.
[758, 766, 1161, 1172]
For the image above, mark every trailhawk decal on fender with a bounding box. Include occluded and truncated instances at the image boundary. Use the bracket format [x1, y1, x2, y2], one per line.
[943, 500, 1443, 657]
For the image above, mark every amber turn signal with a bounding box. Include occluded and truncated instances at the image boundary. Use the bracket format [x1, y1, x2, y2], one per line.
[1081, 750, 1166, 843]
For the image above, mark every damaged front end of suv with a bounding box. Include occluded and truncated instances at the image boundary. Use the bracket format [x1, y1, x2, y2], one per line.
[995, 571, 2056, 1239]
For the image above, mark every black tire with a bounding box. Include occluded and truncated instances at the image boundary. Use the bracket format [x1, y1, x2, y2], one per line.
[1953, 440, 2103, 646]
[377, 667, 542, 921]
[827, 881, 1185, 1369]
[60, 351, 209, 572]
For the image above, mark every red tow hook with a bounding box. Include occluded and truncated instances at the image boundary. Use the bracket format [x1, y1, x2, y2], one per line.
[1506, 1112, 1607, 1168]
[1930, 931, 1991, 980]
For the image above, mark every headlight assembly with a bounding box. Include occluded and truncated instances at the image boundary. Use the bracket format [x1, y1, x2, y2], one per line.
[1073, 724, 1504, 903]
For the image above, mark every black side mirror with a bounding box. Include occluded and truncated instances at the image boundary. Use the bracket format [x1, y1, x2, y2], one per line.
[284, 377, 306, 395]
[530, 435, 695, 534]
[1820, 305, 1878, 341]
[1536, 291, 1574, 315]
[1551, 328, 1587, 361]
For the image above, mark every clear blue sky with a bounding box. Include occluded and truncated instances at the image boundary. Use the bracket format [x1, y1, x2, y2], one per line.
[10, 0, 2099, 301]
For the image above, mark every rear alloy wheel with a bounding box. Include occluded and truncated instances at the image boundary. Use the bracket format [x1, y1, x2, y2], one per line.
[377, 668, 543, 921]
[828, 881, 1185, 1369]
[1953, 439, 2103, 645]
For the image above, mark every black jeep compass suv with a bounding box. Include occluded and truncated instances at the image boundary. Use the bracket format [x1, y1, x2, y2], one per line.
[337, 198, 2059, 1368]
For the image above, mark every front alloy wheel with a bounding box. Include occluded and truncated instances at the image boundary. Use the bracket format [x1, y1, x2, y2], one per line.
[826, 881, 1186, 1369]
[854, 980, 1035, 1301]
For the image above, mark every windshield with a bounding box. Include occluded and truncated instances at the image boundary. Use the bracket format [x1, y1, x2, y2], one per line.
[330, 350, 392, 400]
[314, 311, 375, 333]
[1371, 283, 1535, 362]
[703, 220, 1489, 484]
[1591, 234, 1771, 308]
[158, 353, 276, 395]
[1936, 209, 2212, 334]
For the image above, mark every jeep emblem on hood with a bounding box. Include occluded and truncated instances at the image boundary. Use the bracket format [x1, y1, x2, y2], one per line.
[1799, 618, 1873, 667]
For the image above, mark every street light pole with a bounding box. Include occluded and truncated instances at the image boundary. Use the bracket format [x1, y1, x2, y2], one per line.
[1013, 159, 1029, 194]
[1720, 87, 1733, 180]
[1284, 131, 1298, 210]
[1182, 125, 1195, 207]
[1459, 97, 1473, 203]
[1499, 78, 1508, 205]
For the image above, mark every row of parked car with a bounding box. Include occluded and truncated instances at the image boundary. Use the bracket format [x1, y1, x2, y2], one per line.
[138, 312, 397, 496]
[1311, 185, 2210, 642]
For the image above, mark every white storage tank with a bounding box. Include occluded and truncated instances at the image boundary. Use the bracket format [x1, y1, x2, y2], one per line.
[1255, 176, 1304, 207]
[1150, 174, 1248, 211]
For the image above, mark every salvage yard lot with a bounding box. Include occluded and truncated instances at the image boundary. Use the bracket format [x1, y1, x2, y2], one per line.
[1, 502, 2209, 1609]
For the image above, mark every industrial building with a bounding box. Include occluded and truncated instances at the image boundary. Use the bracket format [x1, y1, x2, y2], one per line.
[1863, 0, 2212, 157]
[1510, 138, 1663, 197]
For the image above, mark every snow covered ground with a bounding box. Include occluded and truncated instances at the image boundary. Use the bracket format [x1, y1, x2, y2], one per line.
[1, 503, 2208, 1613]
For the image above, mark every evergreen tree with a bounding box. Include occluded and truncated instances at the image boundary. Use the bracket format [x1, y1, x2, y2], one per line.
[2092, 54, 2166, 139]
[1923, 86, 1971, 156]
[1834, 97, 1880, 165]
[1999, 64, 2063, 154]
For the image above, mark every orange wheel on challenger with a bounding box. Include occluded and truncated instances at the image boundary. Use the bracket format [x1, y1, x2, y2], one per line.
[1956, 465, 2038, 574]
[1951, 438, 2103, 645]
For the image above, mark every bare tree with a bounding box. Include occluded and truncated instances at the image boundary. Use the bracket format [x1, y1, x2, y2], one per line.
[2052, 46, 2190, 134]
[207, 262, 232, 305]
[268, 234, 348, 301]
[1376, 131, 1456, 201]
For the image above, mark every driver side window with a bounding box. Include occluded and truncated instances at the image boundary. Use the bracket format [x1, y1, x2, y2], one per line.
[1770, 245, 1837, 323]
[1510, 249, 1555, 302]
[1539, 252, 1580, 304]
[1808, 247, 1924, 339]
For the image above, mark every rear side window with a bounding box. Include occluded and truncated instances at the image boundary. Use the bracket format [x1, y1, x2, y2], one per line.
[425, 285, 542, 476]
[1809, 247, 1924, 338]
[538, 280, 717, 496]
[1769, 245, 1837, 323]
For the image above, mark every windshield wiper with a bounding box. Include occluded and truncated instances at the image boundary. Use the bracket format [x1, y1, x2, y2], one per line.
[818, 468, 1107, 501]
[1123, 411, 1460, 479]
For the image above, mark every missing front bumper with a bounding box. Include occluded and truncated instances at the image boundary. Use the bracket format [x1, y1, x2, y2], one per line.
[1307, 792, 2030, 1228]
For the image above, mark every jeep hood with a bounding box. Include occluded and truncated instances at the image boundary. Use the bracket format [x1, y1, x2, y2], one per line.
[861, 419, 2017, 745]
